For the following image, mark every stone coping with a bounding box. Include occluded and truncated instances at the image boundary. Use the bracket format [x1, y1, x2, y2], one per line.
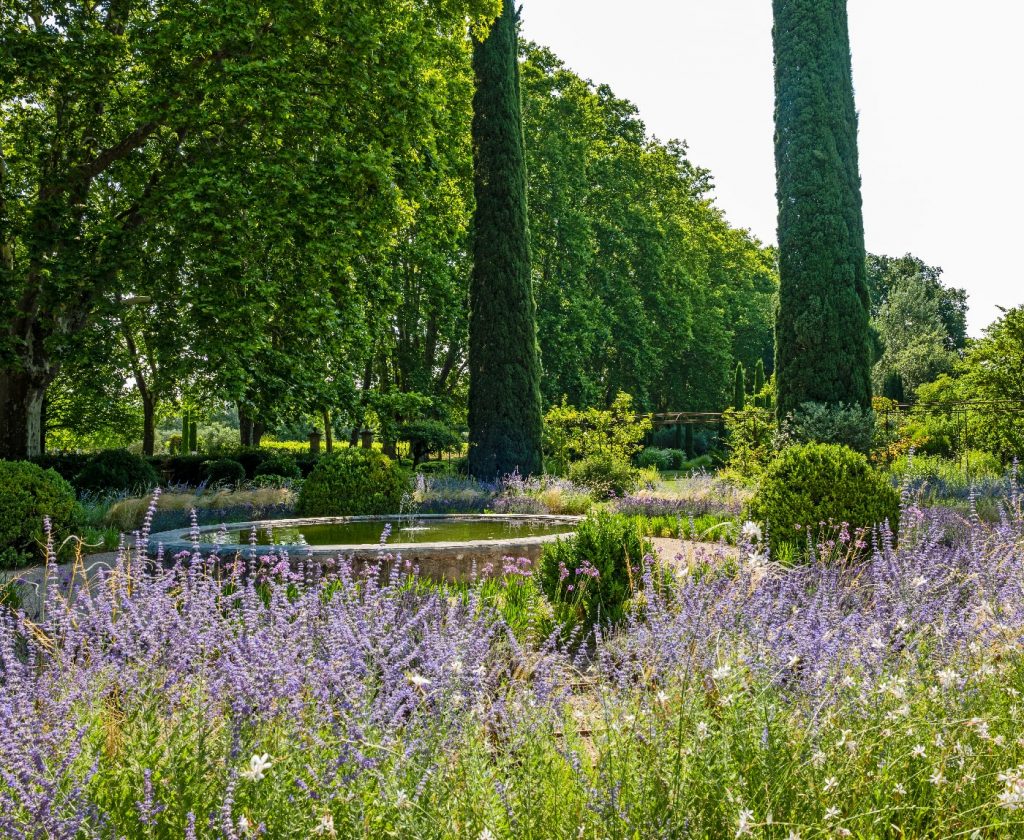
[148, 513, 582, 559]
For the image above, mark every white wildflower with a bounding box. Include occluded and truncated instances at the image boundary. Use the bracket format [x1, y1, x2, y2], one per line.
[937, 668, 958, 690]
[312, 813, 336, 836]
[395, 790, 411, 810]
[823, 776, 838, 794]
[912, 575, 928, 588]
[696, 721, 710, 741]
[240, 753, 272, 782]
[449, 659, 464, 675]
[998, 765, 1024, 810]
[870, 636, 885, 651]
[478, 829, 496, 840]
[811, 750, 826, 769]
[711, 664, 732, 681]
[735, 808, 755, 837]
[911, 744, 926, 759]
[238, 815, 254, 836]
[929, 770, 946, 787]
[893, 782, 906, 797]
[655, 690, 669, 706]
[824, 805, 841, 821]
[741, 521, 763, 543]
[407, 673, 431, 689]
[788, 832, 801, 840]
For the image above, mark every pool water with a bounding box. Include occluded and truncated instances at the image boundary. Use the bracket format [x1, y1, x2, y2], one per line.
[195, 518, 574, 547]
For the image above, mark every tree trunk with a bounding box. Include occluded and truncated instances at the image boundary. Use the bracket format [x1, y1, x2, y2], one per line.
[252, 422, 265, 448]
[239, 406, 254, 447]
[0, 368, 46, 460]
[142, 394, 157, 456]
[322, 409, 333, 453]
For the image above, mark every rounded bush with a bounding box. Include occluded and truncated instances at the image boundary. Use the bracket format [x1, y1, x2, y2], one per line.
[75, 449, 160, 495]
[636, 447, 686, 471]
[0, 461, 83, 568]
[749, 443, 900, 559]
[254, 454, 302, 480]
[296, 449, 409, 517]
[568, 453, 640, 498]
[204, 458, 246, 486]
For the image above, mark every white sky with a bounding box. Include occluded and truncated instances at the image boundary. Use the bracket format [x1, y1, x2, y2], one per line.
[521, 1, 1024, 336]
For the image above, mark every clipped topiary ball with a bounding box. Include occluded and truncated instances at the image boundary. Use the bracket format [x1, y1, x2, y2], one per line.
[204, 458, 246, 487]
[296, 449, 408, 517]
[0, 461, 83, 568]
[74, 449, 160, 495]
[749, 442, 900, 560]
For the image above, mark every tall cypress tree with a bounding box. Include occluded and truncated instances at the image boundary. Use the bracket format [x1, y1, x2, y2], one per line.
[733, 362, 746, 412]
[753, 358, 766, 407]
[467, 0, 543, 479]
[773, 0, 873, 420]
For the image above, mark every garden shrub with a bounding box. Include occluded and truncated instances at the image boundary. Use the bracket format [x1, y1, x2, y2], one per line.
[204, 458, 246, 486]
[538, 511, 652, 630]
[75, 449, 160, 494]
[254, 453, 302, 480]
[296, 449, 409, 516]
[568, 453, 640, 498]
[636, 447, 686, 471]
[779, 401, 875, 454]
[0, 461, 83, 568]
[749, 443, 900, 559]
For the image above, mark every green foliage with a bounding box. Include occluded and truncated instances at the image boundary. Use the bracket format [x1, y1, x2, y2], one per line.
[75, 450, 160, 495]
[958, 305, 1024, 459]
[635, 447, 687, 471]
[722, 407, 776, 482]
[543, 392, 651, 475]
[867, 253, 968, 351]
[0, 461, 82, 568]
[872, 272, 957, 399]
[296, 450, 409, 517]
[749, 443, 900, 559]
[467, 0, 543, 480]
[568, 454, 641, 499]
[522, 46, 778, 415]
[773, 0, 873, 418]
[398, 420, 463, 466]
[779, 401, 876, 453]
[538, 511, 652, 630]
[203, 459, 246, 487]
[254, 455, 302, 481]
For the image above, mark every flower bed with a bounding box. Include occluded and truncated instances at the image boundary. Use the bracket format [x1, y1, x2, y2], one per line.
[2, 490, 1024, 837]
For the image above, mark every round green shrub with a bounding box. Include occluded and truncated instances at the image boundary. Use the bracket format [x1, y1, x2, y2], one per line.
[204, 458, 246, 486]
[636, 447, 686, 471]
[0, 461, 83, 568]
[254, 454, 302, 480]
[749, 443, 900, 559]
[296, 449, 409, 516]
[568, 453, 640, 498]
[75, 449, 160, 495]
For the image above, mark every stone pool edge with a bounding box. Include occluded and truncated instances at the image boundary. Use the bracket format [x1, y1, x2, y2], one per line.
[147, 514, 583, 574]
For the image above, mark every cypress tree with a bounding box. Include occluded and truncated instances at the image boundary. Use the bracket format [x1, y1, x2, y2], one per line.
[753, 359, 766, 407]
[773, 0, 873, 420]
[733, 362, 746, 412]
[467, 0, 543, 479]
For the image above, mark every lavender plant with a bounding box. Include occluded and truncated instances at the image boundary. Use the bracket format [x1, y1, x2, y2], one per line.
[2, 484, 1024, 837]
